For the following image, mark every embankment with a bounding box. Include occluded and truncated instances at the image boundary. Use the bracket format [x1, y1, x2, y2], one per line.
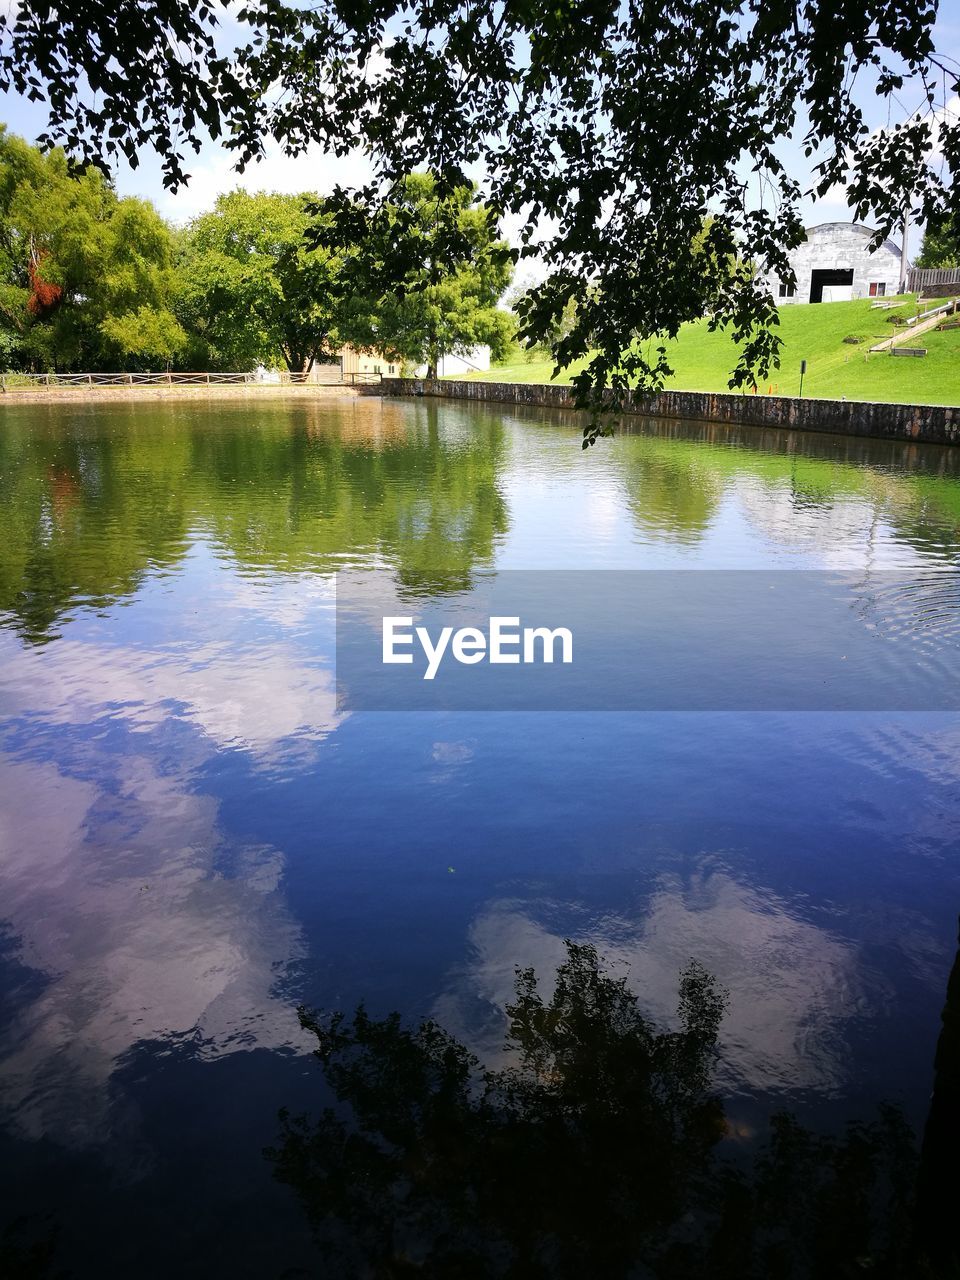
[362, 378, 960, 446]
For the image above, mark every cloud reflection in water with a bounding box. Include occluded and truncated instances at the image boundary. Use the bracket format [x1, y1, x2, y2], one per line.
[435, 869, 875, 1100]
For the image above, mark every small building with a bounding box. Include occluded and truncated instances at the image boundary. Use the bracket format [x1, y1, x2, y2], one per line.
[340, 347, 403, 378]
[413, 347, 491, 377]
[339, 345, 492, 378]
[771, 222, 906, 304]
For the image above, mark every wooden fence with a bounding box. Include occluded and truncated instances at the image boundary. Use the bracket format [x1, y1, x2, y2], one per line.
[906, 267, 960, 293]
[0, 369, 382, 391]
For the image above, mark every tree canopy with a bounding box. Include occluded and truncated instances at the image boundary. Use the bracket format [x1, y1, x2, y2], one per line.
[0, 0, 957, 437]
[176, 189, 347, 373]
[327, 173, 513, 377]
[0, 128, 185, 370]
[915, 217, 960, 269]
[0, 133, 514, 377]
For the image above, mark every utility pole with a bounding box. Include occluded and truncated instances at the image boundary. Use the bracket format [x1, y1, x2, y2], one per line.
[899, 207, 910, 296]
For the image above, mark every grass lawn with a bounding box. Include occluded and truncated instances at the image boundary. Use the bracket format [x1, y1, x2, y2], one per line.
[463, 296, 960, 406]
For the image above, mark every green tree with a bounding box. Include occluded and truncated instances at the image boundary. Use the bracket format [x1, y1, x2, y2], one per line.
[329, 174, 513, 378]
[176, 189, 345, 373]
[0, 128, 185, 370]
[93, 197, 187, 365]
[915, 219, 960, 270]
[506, 273, 579, 362]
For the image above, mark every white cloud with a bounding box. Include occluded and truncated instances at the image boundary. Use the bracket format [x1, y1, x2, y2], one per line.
[0, 752, 310, 1147]
[0, 570, 343, 1146]
[433, 870, 886, 1098]
[0, 631, 342, 761]
[156, 137, 375, 223]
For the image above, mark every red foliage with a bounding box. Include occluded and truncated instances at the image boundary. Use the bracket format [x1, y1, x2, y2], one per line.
[47, 464, 80, 517]
[27, 247, 63, 318]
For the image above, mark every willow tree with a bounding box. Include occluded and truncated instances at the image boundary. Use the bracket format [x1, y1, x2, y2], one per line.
[1, 1, 956, 434]
[0, 129, 184, 370]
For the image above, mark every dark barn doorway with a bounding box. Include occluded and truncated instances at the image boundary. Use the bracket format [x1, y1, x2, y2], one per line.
[809, 268, 853, 303]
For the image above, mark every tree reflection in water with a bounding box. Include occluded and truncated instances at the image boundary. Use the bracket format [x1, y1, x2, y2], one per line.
[0, 1215, 63, 1279]
[1, 938, 956, 1276]
[267, 940, 957, 1279]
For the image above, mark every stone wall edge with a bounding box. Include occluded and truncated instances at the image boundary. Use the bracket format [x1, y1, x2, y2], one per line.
[359, 378, 960, 446]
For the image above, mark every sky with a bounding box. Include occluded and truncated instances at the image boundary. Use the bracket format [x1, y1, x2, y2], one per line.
[0, 4, 958, 240]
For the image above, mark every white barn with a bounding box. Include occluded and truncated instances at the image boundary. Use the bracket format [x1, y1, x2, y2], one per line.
[413, 346, 491, 377]
[772, 222, 906, 304]
[340, 344, 492, 378]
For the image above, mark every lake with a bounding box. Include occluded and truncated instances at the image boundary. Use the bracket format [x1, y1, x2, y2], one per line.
[0, 393, 959, 1276]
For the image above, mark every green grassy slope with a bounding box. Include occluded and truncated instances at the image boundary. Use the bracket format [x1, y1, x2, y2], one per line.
[465, 297, 960, 406]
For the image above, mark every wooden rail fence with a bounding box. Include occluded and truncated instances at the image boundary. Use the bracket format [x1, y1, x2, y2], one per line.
[906, 267, 960, 294]
[0, 369, 382, 391]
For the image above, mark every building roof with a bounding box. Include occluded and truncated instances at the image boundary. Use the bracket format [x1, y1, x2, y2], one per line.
[802, 221, 902, 259]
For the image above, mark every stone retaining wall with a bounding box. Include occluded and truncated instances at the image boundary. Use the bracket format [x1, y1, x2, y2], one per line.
[362, 378, 960, 446]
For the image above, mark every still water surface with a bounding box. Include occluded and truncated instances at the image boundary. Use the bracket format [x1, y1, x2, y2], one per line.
[0, 395, 959, 1274]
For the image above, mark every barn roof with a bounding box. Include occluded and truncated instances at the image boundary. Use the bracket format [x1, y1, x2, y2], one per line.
[802, 221, 902, 258]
